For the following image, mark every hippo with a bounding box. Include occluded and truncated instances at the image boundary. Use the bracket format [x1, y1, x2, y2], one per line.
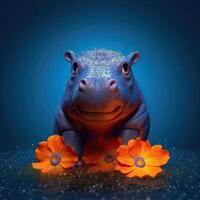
[54, 49, 150, 156]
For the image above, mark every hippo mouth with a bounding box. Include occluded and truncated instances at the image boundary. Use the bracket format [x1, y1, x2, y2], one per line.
[76, 105, 123, 121]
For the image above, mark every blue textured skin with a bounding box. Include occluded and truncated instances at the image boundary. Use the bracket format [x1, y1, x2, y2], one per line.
[54, 49, 150, 156]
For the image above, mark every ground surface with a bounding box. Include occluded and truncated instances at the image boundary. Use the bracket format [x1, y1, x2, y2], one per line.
[0, 147, 199, 200]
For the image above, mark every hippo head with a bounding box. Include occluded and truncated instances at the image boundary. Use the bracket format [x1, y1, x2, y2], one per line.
[62, 49, 141, 123]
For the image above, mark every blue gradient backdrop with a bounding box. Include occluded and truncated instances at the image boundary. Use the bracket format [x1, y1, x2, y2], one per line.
[0, 0, 200, 151]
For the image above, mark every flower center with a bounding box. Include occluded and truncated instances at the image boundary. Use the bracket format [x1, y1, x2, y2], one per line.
[50, 153, 61, 166]
[133, 156, 145, 168]
[104, 153, 115, 163]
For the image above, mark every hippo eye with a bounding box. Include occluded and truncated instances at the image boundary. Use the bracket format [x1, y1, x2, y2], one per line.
[72, 62, 79, 75]
[122, 63, 130, 76]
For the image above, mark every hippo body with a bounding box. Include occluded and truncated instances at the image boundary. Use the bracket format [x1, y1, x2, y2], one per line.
[54, 49, 150, 156]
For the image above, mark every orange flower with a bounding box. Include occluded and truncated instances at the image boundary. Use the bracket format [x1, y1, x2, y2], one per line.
[32, 135, 78, 174]
[82, 137, 122, 172]
[115, 138, 170, 178]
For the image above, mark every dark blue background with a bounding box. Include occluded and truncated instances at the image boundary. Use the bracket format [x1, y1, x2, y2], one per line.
[0, 0, 199, 151]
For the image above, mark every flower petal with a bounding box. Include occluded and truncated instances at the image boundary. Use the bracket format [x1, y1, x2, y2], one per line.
[60, 160, 77, 168]
[88, 162, 115, 173]
[41, 166, 55, 173]
[35, 149, 51, 162]
[116, 145, 133, 166]
[61, 146, 78, 168]
[34, 141, 52, 161]
[145, 145, 170, 166]
[128, 138, 142, 158]
[32, 160, 50, 169]
[47, 135, 65, 153]
[61, 146, 78, 162]
[143, 166, 163, 177]
[126, 167, 147, 178]
[139, 140, 151, 158]
[126, 165, 160, 178]
[37, 141, 51, 152]
[97, 162, 115, 172]
[115, 162, 136, 174]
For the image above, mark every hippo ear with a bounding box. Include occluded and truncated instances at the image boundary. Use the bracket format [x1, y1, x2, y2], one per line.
[128, 51, 141, 65]
[64, 50, 75, 63]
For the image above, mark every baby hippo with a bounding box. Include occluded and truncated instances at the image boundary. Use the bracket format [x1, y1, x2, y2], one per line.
[54, 49, 150, 156]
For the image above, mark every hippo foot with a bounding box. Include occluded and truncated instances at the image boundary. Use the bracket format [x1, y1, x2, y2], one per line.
[75, 159, 84, 167]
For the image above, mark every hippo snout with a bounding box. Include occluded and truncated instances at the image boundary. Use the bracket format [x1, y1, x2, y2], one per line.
[79, 78, 118, 93]
[74, 78, 121, 114]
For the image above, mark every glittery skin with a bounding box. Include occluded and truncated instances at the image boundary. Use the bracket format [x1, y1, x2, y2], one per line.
[54, 49, 150, 156]
[77, 49, 125, 80]
[78, 49, 125, 68]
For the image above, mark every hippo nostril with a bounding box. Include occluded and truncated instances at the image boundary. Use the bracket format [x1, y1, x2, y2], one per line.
[79, 79, 87, 91]
[80, 79, 87, 85]
[108, 79, 118, 92]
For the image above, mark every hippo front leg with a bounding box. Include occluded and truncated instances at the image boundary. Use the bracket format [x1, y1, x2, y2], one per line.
[54, 107, 83, 157]
[118, 129, 139, 144]
[62, 130, 83, 157]
[118, 102, 150, 144]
